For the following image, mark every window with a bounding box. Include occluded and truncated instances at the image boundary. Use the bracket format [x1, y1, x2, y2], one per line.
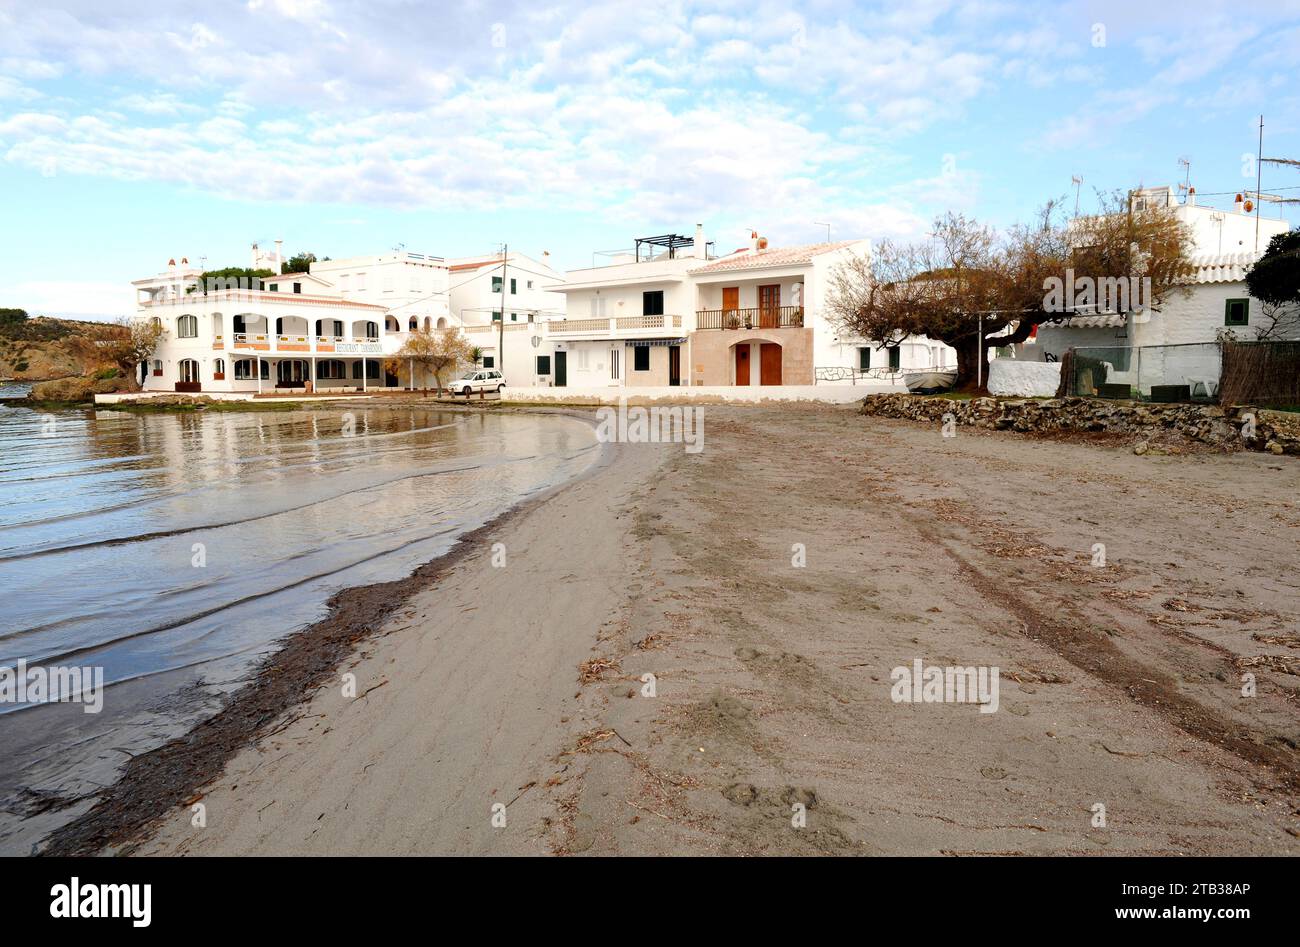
[888, 347, 901, 371]
[213, 358, 226, 378]
[366, 322, 379, 339]
[589, 296, 606, 317]
[318, 360, 346, 379]
[356, 273, 366, 291]
[383, 276, 394, 293]
[233, 315, 246, 334]
[510, 312, 518, 321]
[492, 276, 503, 293]
[1225, 298, 1249, 326]
[293, 282, 302, 294]
[527, 280, 534, 289]
[537, 355, 551, 375]
[234, 359, 268, 380]
[610, 349, 620, 380]
[179, 359, 200, 383]
[351, 360, 380, 380]
[178, 314, 198, 338]
[642, 291, 664, 316]
[633, 346, 650, 372]
[858, 347, 871, 372]
[409, 316, 419, 330]
[152, 360, 163, 376]
[510, 278, 517, 294]
[482, 355, 495, 369]
[492, 311, 502, 322]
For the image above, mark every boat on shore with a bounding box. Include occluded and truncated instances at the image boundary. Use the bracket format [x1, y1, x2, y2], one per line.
[903, 370, 957, 394]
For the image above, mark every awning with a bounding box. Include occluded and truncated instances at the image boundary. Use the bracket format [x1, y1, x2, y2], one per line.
[624, 337, 688, 347]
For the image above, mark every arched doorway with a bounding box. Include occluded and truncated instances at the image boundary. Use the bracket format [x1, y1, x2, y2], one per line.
[277, 359, 310, 387]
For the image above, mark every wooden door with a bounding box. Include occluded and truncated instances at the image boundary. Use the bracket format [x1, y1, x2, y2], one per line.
[758, 284, 780, 328]
[722, 287, 739, 312]
[734, 345, 750, 386]
[759, 343, 782, 385]
[668, 345, 681, 386]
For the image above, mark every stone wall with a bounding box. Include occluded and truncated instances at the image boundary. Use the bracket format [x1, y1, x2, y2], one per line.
[859, 393, 1300, 456]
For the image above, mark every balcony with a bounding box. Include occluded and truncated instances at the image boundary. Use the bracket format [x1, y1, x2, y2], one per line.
[545, 314, 684, 339]
[696, 306, 804, 331]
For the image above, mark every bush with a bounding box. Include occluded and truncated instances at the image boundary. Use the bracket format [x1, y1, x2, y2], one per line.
[94, 367, 120, 381]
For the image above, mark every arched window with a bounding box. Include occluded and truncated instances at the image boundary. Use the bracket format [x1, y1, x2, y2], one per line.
[352, 359, 380, 380]
[213, 358, 226, 379]
[366, 322, 379, 339]
[178, 315, 198, 338]
[277, 360, 309, 384]
[179, 359, 200, 382]
[385, 316, 399, 332]
[436, 317, 447, 329]
[409, 316, 418, 331]
[423, 317, 432, 331]
[318, 359, 346, 379]
[151, 359, 162, 376]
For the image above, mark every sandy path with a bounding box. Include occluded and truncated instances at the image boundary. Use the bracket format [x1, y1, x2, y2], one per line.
[138, 404, 1300, 855]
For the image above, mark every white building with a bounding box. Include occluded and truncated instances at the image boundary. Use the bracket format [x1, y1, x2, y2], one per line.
[515, 226, 952, 390]
[446, 251, 566, 375]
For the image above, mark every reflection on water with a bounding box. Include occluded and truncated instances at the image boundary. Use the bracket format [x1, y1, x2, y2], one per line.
[0, 402, 598, 853]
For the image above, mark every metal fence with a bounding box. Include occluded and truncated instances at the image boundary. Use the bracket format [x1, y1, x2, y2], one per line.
[1065, 342, 1222, 401]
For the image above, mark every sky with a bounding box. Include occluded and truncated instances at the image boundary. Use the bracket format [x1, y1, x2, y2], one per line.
[1, 0, 1298, 318]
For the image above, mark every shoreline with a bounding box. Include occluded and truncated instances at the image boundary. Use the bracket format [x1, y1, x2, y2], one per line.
[37, 406, 616, 856]
[45, 403, 1300, 856]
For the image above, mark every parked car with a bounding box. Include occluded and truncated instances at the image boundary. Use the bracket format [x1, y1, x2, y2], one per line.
[453, 369, 505, 395]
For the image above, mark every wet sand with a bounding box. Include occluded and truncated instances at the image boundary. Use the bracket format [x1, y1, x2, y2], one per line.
[84, 403, 1300, 855]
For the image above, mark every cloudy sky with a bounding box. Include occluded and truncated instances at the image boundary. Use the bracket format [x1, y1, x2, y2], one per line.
[2, 0, 1298, 317]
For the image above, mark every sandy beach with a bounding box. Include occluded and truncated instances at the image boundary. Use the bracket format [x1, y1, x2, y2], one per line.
[64, 402, 1300, 856]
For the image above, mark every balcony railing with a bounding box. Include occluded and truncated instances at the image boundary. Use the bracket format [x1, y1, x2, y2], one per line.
[546, 314, 683, 337]
[696, 306, 804, 330]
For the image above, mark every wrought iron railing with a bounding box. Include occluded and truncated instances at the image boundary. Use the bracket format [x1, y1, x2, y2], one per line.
[696, 306, 804, 330]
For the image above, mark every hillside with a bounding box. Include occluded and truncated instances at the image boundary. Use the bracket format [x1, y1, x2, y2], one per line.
[0, 313, 127, 382]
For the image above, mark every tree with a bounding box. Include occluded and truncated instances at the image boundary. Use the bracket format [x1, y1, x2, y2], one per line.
[0, 308, 28, 328]
[825, 192, 1194, 390]
[102, 317, 167, 382]
[388, 328, 474, 394]
[282, 252, 319, 274]
[1245, 229, 1300, 340]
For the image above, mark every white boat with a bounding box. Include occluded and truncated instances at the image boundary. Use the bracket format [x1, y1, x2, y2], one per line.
[903, 370, 957, 394]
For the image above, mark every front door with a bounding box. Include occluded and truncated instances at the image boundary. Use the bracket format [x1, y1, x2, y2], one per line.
[760, 343, 782, 385]
[555, 351, 567, 387]
[668, 345, 681, 386]
[758, 284, 780, 328]
[722, 287, 739, 314]
[734, 345, 750, 385]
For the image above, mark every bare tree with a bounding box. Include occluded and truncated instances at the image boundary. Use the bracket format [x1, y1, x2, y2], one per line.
[389, 328, 474, 395]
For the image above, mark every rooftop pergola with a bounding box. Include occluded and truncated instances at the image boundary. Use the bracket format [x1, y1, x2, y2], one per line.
[634, 233, 711, 262]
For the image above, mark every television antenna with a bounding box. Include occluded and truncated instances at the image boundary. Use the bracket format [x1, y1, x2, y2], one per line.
[1070, 175, 1083, 217]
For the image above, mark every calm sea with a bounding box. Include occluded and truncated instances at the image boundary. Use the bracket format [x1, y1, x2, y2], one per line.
[0, 399, 598, 853]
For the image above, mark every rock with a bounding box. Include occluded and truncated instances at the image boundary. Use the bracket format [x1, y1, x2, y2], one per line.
[1267, 440, 1284, 455]
[1133, 441, 1148, 455]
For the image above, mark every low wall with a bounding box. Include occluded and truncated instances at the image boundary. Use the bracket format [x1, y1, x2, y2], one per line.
[859, 393, 1300, 455]
[501, 383, 900, 406]
[987, 359, 1061, 397]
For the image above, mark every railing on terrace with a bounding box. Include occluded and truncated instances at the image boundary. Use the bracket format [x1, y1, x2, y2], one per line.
[696, 306, 804, 330]
[546, 315, 683, 336]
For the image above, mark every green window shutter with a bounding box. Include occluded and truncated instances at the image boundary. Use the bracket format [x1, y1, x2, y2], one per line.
[510, 278, 517, 294]
[492, 276, 502, 293]
[1224, 298, 1249, 326]
[888, 347, 900, 370]
[858, 347, 871, 371]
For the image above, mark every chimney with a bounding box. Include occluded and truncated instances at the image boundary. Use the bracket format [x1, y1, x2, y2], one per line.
[275, 238, 284, 274]
[749, 230, 759, 252]
[251, 242, 259, 268]
[693, 223, 706, 260]
[1186, 187, 1196, 207]
[1233, 193, 1244, 214]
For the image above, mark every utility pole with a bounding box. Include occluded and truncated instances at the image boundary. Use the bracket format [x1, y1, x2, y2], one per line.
[1255, 115, 1264, 254]
[498, 243, 507, 377]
